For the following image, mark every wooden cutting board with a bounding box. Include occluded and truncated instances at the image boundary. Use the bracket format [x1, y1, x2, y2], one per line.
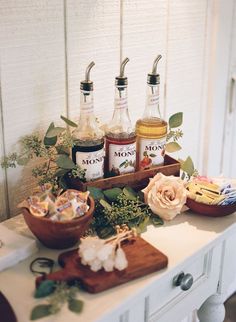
[36, 237, 168, 293]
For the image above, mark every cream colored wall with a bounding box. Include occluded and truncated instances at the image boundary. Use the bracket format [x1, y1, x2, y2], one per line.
[0, 0, 234, 220]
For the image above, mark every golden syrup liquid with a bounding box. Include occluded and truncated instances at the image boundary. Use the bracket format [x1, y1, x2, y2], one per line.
[136, 118, 167, 170]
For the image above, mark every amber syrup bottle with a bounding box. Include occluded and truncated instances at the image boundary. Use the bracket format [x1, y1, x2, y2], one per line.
[72, 62, 105, 181]
[136, 55, 167, 170]
[105, 58, 136, 176]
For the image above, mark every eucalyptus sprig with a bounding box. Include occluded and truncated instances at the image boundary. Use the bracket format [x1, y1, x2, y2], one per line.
[179, 156, 199, 181]
[88, 186, 163, 239]
[1, 116, 85, 192]
[165, 112, 183, 153]
[1, 111, 194, 192]
[31, 281, 83, 320]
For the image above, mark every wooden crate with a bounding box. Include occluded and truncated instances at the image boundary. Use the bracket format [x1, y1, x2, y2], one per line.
[66, 154, 180, 191]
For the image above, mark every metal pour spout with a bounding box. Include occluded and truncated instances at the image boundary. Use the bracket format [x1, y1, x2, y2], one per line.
[85, 61, 95, 82]
[119, 57, 129, 77]
[152, 55, 162, 75]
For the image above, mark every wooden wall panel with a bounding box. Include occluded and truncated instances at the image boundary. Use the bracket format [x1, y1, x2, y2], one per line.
[0, 0, 67, 216]
[165, 0, 208, 167]
[66, 0, 120, 124]
[122, 0, 168, 124]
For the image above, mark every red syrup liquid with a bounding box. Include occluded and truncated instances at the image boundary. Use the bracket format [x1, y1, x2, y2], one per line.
[105, 134, 136, 177]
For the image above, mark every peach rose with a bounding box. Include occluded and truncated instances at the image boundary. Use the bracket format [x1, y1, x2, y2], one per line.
[142, 173, 187, 221]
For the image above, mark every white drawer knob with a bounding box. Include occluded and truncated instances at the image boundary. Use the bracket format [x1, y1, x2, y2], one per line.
[173, 271, 193, 291]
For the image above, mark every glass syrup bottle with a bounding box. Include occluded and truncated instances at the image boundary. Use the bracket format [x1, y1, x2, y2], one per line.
[136, 55, 167, 170]
[105, 58, 136, 176]
[72, 62, 105, 181]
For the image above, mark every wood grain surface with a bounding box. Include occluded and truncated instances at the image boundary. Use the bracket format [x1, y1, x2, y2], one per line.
[36, 236, 168, 293]
[66, 154, 180, 191]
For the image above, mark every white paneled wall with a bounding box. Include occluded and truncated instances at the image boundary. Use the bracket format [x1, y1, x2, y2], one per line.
[0, 0, 235, 219]
[222, 1, 236, 177]
[66, 0, 120, 123]
[165, 0, 207, 163]
[123, 0, 168, 123]
[0, 0, 67, 217]
[0, 85, 8, 220]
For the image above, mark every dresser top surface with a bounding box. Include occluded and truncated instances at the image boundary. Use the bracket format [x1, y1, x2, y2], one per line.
[1, 211, 236, 322]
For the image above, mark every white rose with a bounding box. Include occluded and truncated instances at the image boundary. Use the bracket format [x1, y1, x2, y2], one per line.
[142, 173, 187, 221]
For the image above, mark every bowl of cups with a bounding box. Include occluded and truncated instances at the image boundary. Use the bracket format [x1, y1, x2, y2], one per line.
[19, 186, 95, 249]
[186, 177, 236, 217]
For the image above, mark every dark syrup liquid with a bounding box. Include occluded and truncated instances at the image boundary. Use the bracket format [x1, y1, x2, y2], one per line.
[72, 140, 104, 163]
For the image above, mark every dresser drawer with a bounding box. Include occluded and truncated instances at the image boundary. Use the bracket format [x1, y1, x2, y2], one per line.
[147, 244, 222, 322]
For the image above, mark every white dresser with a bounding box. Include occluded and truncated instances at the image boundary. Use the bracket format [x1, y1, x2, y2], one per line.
[1, 211, 236, 322]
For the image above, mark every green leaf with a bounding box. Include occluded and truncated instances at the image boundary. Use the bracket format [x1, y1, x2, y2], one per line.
[165, 142, 182, 153]
[150, 215, 164, 226]
[56, 145, 70, 155]
[68, 299, 83, 313]
[54, 168, 69, 178]
[87, 187, 104, 200]
[17, 156, 30, 166]
[96, 226, 115, 239]
[44, 122, 57, 146]
[34, 280, 56, 298]
[123, 186, 137, 201]
[169, 112, 183, 128]
[138, 217, 149, 233]
[149, 154, 157, 158]
[119, 161, 126, 168]
[99, 199, 112, 211]
[103, 188, 123, 202]
[30, 304, 52, 320]
[59, 175, 69, 190]
[181, 156, 194, 177]
[46, 127, 65, 138]
[56, 155, 76, 170]
[143, 151, 148, 157]
[137, 190, 144, 202]
[61, 115, 78, 128]
[181, 172, 186, 180]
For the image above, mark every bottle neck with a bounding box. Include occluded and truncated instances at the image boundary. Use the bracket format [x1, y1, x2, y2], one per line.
[143, 84, 162, 119]
[80, 90, 94, 116]
[114, 85, 128, 111]
[106, 85, 134, 137]
[74, 89, 103, 143]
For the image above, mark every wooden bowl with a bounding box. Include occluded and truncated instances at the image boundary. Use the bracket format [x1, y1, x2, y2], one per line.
[22, 194, 94, 249]
[186, 198, 236, 217]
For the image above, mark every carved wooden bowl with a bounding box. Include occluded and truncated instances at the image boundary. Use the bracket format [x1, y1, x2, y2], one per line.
[22, 193, 94, 249]
[186, 198, 236, 217]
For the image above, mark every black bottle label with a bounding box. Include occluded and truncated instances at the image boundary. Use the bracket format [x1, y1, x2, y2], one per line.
[72, 145, 104, 181]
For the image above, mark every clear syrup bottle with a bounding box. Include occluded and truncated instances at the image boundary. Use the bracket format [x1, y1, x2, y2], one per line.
[105, 58, 136, 176]
[72, 62, 104, 181]
[136, 55, 167, 170]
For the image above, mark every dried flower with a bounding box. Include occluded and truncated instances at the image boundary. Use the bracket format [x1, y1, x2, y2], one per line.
[79, 225, 135, 272]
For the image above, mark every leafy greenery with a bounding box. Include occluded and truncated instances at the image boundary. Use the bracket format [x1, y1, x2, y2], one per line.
[1, 111, 194, 191]
[30, 281, 83, 320]
[0, 117, 85, 192]
[31, 304, 52, 320]
[89, 186, 163, 239]
[34, 280, 56, 299]
[179, 156, 198, 180]
[166, 112, 183, 153]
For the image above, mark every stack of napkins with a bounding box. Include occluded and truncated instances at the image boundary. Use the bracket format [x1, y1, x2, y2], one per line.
[0, 224, 38, 271]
